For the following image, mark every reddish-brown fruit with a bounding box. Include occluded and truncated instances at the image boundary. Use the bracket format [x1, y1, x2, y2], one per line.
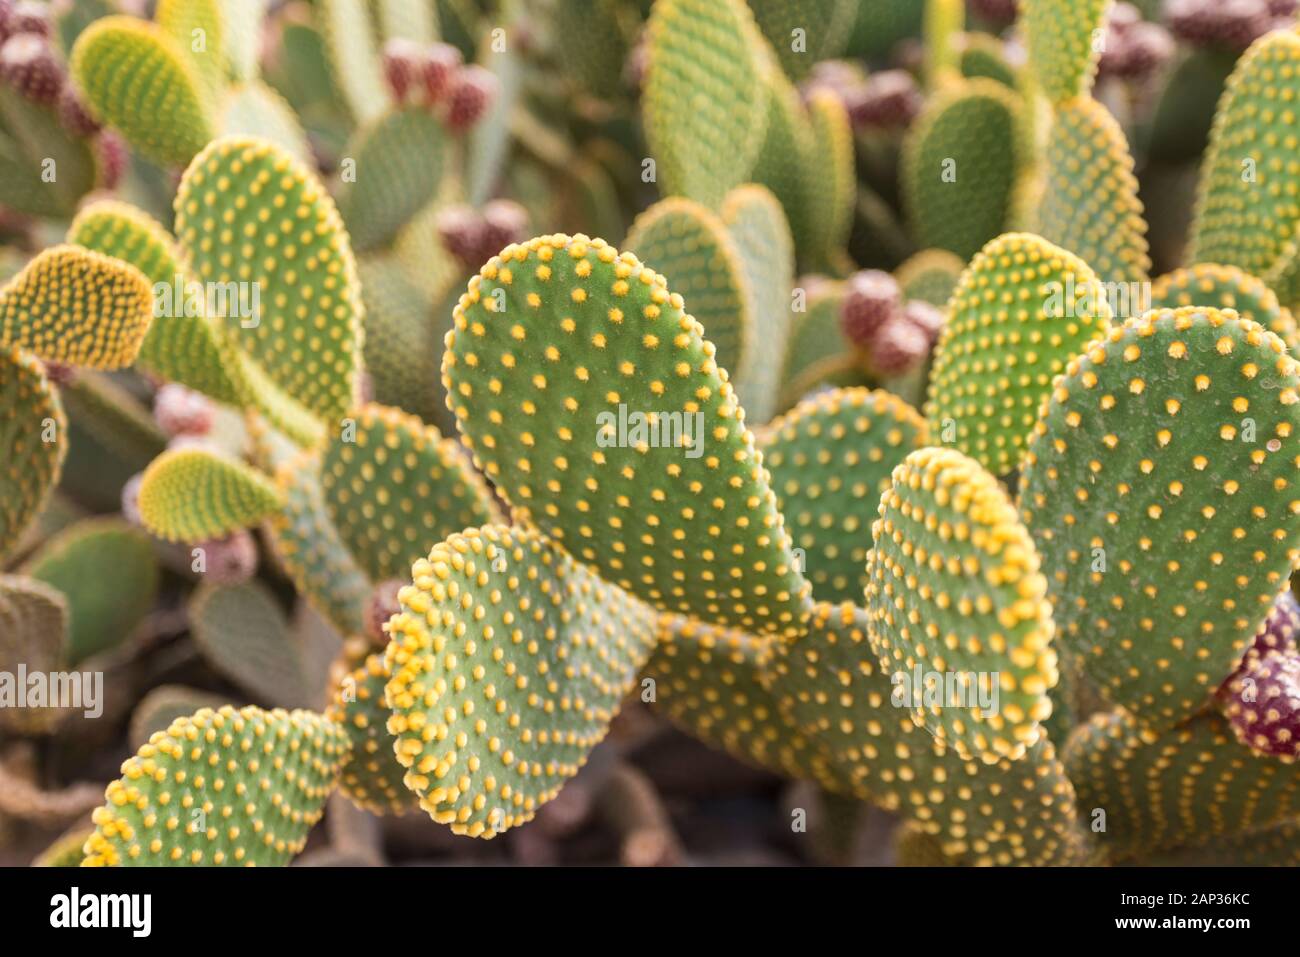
[195, 530, 259, 586]
[5, 1, 49, 39]
[434, 203, 488, 268]
[58, 84, 101, 137]
[968, 0, 1018, 25]
[444, 64, 497, 132]
[153, 382, 215, 438]
[420, 42, 463, 104]
[848, 69, 923, 129]
[1165, 0, 1271, 51]
[868, 316, 929, 376]
[381, 38, 422, 104]
[902, 299, 945, 347]
[480, 199, 529, 254]
[365, 579, 405, 646]
[1220, 649, 1300, 760]
[0, 33, 64, 105]
[840, 269, 902, 348]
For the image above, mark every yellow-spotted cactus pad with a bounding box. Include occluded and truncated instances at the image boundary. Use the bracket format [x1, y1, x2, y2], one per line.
[383, 525, 660, 838]
[155, 0, 228, 98]
[760, 388, 928, 605]
[174, 136, 364, 423]
[0, 574, 69, 733]
[267, 450, 372, 637]
[0, 348, 65, 560]
[720, 185, 796, 425]
[864, 447, 1059, 762]
[762, 602, 1090, 865]
[903, 79, 1019, 261]
[1021, 0, 1109, 104]
[82, 705, 349, 866]
[1039, 97, 1151, 291]
[1064, 708, 1300, 861]
[138, 448, 283, 543]
[1192, 31, 1300, 285]
[643, 0, 769, 208]
[1151, 263, 1300, 355]
[925, 232, 1112, 475]
[320, 403, 501, 583]
[443, 233, 813, 638]
[0, 246, 154, 371]
[747, 0, 856, 80]
[625, 197, 754, 380]
[67, 201, 245, 404]
[751, 65, 815, 255]
[327, 647, 414, 815]
[645, 615, 829, 784]
[895, 249, 966, 307]
[803, 89, 855, 275]
[1019, 307, 1300, 728]
[70, 17, 217, 167]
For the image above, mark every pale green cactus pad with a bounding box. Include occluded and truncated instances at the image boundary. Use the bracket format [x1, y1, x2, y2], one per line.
[1021, 0, 1109, 104]
[0, 574, 69, 733]
[326, 645, 415, 815]
[138, 448, 283, 543]
[1151, 263, 1300, 355]
[0, 348, 65, 561]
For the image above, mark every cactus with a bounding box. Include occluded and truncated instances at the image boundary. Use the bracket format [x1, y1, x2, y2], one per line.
[1022, 0, 1110, 103]
[137, 448, 283, 543]
[0, 573, 68, 732]
[0, 346, 65, 559]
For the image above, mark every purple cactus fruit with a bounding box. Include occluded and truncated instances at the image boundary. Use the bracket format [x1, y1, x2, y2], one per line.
[1248, 590, 1300, 661]
[1165, 0, 1271, 51]
[95, 131, 127, 190]
[57, 84, 101, 137]
[1108, 22, 1175, 80]
[0, 33, 64, 105]
[848, 69, 923, 130]
[1219, 649, 1300, 760]
[420, 42, 464, 104]
[841, 270, 902, 348]
[435, 203, 488, 268]
[121, 472, 145, 527]
[195, 530, 259, 585]
[902, 299, 945, 348]
[480, 199, 529, 256]
[5, 1, 49, 38]
[444, 64, 497, 132]
[365, 579, 405, 646]
[381, 37, 422, 104]
[1268, 0, 1298, 14]
[868, 315, 930, 377]
[153, 382, 215, 438]
[39, 359, 76, 386]
[967, 0, 1018, 25]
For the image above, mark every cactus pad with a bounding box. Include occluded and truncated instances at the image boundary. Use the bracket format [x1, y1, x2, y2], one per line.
[443, 233, 813, 637]
[625, 197, 753, 379]
[1151, 263, 1300, 355]
[0, 347, 65, 561]
[189, 581, 309, 708]
[82, 705, 349, 866]
[384, 525, 660, 837]
[1021, 0, 1108, 104]
[925, 232, 1112, 475]
[138, 448, 283, 543]
[320, 403, 501, 583]
[1020, 307, 1300, 728]
[326, 647, 414, 814]
[70, 16, 216, 167]
[864, 446, 1058, 762]
[760, 388, 928, 605]
[803, 89, 855, 275]
[0, 574, 69, 733]
[0, 245, 154, 371]
[1039, 97, 1151, 291]
[894, 249, 965, 307]
[174, 136, 364, 423]
[642, 0, 768, 208]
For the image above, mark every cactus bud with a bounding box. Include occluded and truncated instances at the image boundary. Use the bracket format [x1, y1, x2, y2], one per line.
[840, 269, 901, 347]
[902, 298, 945, 348]
[968, 0, 1018, 25]
[868, 315, 929, 376]
[1220, 649, 1300, 759]
[1165, 0, 1271, 52]
[5, 1, 49, 39]
[445, 64, 497, 132]
[434, 203, 487, 268]
[381, 37, 422, 103]
[419, 41, 463, 104]
[95, 130, 127, 190]
[195, 530, 259, 585]
[480, 198, 529, 254]
[57, 83, 101, 137]
[153, 382, 215, 438]
[848, 69, 923, 129]
[364, 578, 404, 646]
[0, 33, 64, 105]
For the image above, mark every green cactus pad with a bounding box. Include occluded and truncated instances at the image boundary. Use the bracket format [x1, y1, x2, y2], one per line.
[1192, 31, 1300, 285]
[959, 31, 1017, 88]
[1039, 97, 1151, 291]
[1065, 708, 1300, 861]
[190, 581, 310, 708]
[267, 451, 372, 637]
[326, 647, 414, 814]
[1022, 0, 1108, 104]
[778, 280, 849, 402]
[357, 256, 445, 427]
[645, 615, 830, 783]
[138, 448, 283, 543]
[894, 249, 965, 307]
[803, 89, 855, 275]
[70, 16, 216, 167]
[318, 0, 391, 124]
[174, 136, 364, 423]
[0, 574, 69, 733]
[551, 0, 633, 97]
[0, 88, 99, 218]
[751, 65, 814, 255]
[156, 0, 228, 97]
[864, 446, 1059, 762]
[24, 518, 158, 666]
[0, 348, 65, 562]
[0, 245, 154, 371]
[1020, 307, 1300, 728]
[60, 372, 167, 491]
[337, 108, 449, 252]
[1136, 821, 1300, 867]
[320, 403, 501, 583]
[625, 197, 753, 379]
[384, 525, 660, 838]
[643, 0, 769, 208]
[763, 602, 1090, 865]
[129, 685, 235, 750]
[925, 232, 1112, 475]
[219, 0, 265, 82]
[82, 705, 349, 866]
[443, 233, 813, 637]
[720, 184, 796, 425]
[747, 0, 855, 80]
[902, 79, 1019, 261]
[1151, 263, 1300, 355]
[760, 388, 928, 606]
[218, 82, 313, 162]
[67, 201, 245, 404]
